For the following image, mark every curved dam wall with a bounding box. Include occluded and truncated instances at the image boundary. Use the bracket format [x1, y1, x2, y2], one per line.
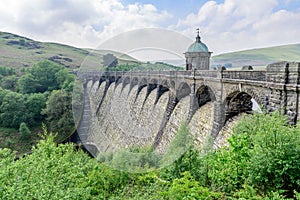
[77, 62, 300, 155]
[83, 79, 240, 154]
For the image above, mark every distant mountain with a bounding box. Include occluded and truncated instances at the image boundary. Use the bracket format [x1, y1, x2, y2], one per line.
[212, 44, 300, 68]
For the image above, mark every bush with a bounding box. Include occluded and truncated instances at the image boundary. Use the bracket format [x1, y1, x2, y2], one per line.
[19, 122, 31, 140]
[165, 172, 223, 199]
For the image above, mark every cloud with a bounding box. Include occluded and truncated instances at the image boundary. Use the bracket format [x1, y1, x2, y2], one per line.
[0, 0, 299, 54]
[172, 0, 300, 54]
[0, 0, 171, 48]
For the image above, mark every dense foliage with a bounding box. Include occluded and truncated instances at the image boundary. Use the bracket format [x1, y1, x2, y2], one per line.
[1, 112, 300, 199]
[0, 60, 75, 150]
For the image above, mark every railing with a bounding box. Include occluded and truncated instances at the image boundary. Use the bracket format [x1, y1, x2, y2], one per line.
[77, 70, 266, 82]
[194, 70, 218, 78]
[222, 70, 266, 81]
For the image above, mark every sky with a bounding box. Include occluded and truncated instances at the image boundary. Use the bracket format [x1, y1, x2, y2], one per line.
[0, 0, 300, 55]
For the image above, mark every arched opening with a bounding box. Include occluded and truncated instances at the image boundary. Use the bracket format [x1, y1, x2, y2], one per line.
[122, 76, 130, 88]
[196, 85, 215, 108]
[225, 91, 260, 121]
[177, 82, 191, 100]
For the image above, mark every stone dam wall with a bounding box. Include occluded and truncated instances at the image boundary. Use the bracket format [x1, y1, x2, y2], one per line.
[77, 61, 300, 155]
[84, 79, 239, 154]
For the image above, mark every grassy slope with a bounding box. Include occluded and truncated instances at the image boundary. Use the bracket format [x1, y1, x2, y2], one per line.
[212, 43, 300, 68]
[3, 31, 299, 70]
[0, 31, 141, 70]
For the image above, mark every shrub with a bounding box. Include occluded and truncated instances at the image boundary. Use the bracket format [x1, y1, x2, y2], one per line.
[19, 122, 31, 140]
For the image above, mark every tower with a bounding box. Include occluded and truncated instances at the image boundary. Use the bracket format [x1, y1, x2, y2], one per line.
[185, 29, 212, 70]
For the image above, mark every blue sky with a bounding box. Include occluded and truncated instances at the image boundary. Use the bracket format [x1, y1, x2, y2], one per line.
[121, 0, 300, 14]
[121, 0, 216, 18]
[0, 0, 299, 55]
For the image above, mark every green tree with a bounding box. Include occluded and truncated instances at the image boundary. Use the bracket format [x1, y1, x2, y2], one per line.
[0, 134, 97, 199]
[18, 60, 64, 93]
[19, 122, 31, 140]
[17, 73, 40, 94]
[26, 93, 47, 124]
[41, 90, 74, 141]
[0, 91, 28, 128]
[0, 66, 16, 76]
[1, 75, 18, 91]
[240, 112, 300, 195]
[55, 68, 75, 91]
[0, 87, 9, 105]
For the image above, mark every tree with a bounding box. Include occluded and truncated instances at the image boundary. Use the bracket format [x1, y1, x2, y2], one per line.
[18, 60, 64, 94]
[19, 122, 31, 140]
[17, 73, 40, 94]
[26, 93, 47, 124]
[0, 91, 28, 128]
[0, 66, 16, 76]
[55, 68, 75, 92]
[41, 90, 74, 141]
[0, 75, 18, 91]
[103, 53, 118, 68]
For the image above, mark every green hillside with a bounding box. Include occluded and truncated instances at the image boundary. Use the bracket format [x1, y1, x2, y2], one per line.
[0, 31, 140, 70]
[0, 31, 181, 71]
[1, 31, 299, 70]
[212, 44, 300, 68]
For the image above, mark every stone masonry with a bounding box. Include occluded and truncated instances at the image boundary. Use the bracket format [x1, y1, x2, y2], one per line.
[76, 61, 300, 153]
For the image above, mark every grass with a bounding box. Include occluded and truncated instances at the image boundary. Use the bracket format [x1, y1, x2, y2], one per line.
[212, 43, 300, 68]
[0, 31, 134, 70]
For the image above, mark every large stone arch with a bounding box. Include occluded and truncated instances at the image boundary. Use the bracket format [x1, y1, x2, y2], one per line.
[129, 77, 139, 95]
[134, 78, 148, 102]
[196, 85, 216, 108]
[242, 86, 265, 107]
[122, 76, 131, 89]
[176, 82, 191, 100]
[155, 84, 170, 105]
[225, 91, 253, 122]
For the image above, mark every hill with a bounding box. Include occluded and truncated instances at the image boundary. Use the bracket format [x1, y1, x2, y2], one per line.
[1, 31, 299, 70]
[0, 31, 181, 71]
[212, 44, 300, 68]
[0, 31, 142, 70]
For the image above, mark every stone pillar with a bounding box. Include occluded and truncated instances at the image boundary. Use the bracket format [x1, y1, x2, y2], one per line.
[286, 62, 300, 124]
[266, 61, 300, 124]
[153, 92, 179, 148]
[211, 100, 225, 138]
[266, 62, 288, 114]
[187, 83, 198, 122]
[211, 66, 226, 138]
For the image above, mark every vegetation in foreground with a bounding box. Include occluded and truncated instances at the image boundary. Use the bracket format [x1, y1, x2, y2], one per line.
[1, 112, 300, 199]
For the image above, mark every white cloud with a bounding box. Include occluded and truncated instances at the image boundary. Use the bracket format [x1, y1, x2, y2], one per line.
[172, 0, 300, 54]
[0, 0, 171, 48]
[0, 0, 299, 54]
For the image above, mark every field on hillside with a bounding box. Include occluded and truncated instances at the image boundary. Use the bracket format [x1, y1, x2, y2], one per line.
[212, 43, 300, 68]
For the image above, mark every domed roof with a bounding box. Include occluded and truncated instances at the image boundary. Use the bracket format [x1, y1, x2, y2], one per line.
[187, 32, 209, 53]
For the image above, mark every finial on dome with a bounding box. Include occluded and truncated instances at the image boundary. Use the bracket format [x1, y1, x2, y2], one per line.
[196, 28, 201, 42]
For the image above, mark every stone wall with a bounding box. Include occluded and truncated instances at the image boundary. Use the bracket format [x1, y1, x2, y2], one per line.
[78, 61, 300, 154]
